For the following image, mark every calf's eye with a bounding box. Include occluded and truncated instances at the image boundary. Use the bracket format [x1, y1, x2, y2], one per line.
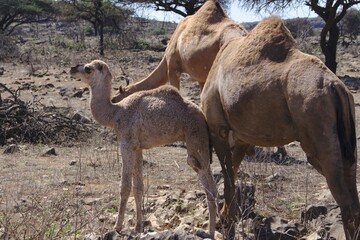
[85, 66, 91, 73]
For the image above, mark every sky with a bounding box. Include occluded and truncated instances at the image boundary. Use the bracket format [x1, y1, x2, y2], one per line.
[139, 1, 318, 23]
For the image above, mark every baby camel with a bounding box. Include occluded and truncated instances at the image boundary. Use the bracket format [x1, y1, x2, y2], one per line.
[70, 60, 218, 238]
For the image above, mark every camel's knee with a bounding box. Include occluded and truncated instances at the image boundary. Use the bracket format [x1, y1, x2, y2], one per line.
[120, 180, 132, 198]
[219, 127, 229, 140]
[187, 156, 202, 173]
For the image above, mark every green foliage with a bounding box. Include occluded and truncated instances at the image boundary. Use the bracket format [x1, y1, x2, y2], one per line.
[0, 0, 56, 35]
[341, 9, 360, 42]
[57, 0, 134, 55]
[130, 39, 151, 50]
[153, 27, 166, 35]
[51, 36, 86, 50]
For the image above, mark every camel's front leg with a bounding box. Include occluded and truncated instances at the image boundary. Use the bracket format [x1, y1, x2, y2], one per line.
[210, 128, 237, 238]
[132, 149, 144, 232]
[114, 143, 135, 232]
[187, 154, 218, 239]
[197, 166, 219, 239]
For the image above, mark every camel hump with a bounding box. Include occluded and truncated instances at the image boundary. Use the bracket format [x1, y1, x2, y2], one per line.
[248, 16, 296, 62]
[332, 84, 357, 164]
[200, 0, 227, 19]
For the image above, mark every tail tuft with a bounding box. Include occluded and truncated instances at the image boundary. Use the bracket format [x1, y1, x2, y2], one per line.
[333, 84, 357, 165]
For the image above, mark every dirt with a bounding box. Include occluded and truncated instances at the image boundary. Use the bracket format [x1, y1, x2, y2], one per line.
[0, 22, 360, 239]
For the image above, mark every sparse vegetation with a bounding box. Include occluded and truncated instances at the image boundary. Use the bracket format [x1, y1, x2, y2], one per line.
[0, 4, 360, 239]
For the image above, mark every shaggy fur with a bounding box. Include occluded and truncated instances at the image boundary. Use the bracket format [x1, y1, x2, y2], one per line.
[70, 60, 218, 238]
[201, 16, 359, 239]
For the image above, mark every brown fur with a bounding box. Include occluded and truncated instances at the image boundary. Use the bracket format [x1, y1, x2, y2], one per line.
[201, 16, 359, 239]
[111, 0, 247, 103]
[70, 60, 218, 238]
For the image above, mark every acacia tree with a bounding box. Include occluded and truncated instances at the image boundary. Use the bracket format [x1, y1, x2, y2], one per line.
[0, 0, 55, 35]
[340, 9, 360, 43]
[238, 0, 360, 74]
[123, 0, 231, 17]
[60, 0, 132, 55]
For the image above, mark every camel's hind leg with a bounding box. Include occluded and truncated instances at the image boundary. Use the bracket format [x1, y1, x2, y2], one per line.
[114, 143, 135, 232]
[299, 128, 360, 239]
[187, 155, 218, 239]
[314, 152, 359, 239]
[132, 149, 144, 232]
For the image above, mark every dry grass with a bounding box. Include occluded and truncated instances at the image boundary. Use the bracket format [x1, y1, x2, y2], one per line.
[0, 21, 359, 239]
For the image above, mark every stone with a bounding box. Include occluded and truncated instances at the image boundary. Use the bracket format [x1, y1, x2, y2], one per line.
[42, 147, 57, 156]
[72, 111, 91, 123]
[264, 172, 285, 182]
[69, 160, 77, 166]
[301, 205, 328, 222]
[252, 216, 304, 240]
[3, 144, 20, 154]
[81, 197, 102, 206]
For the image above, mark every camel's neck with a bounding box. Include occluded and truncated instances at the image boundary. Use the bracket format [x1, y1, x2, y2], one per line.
[89, 79, 120, 129]
[126, 57, 168, 94]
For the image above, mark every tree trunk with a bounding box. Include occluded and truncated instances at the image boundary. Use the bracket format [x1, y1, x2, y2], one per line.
[92, 22, 98, 36]
[320, 24, 340, 74]
[99, 22, 104, 56]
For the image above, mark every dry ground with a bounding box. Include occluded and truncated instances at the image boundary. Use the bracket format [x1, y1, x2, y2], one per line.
[0, 22, 360, 239]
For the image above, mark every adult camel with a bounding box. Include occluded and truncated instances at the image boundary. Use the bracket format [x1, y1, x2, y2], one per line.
[111, 0, 247, 103]
[201, 16, 359, 239]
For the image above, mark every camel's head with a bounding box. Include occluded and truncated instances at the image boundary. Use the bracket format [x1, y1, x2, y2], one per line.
[70, 60, 112, 87]
[111, 85, 131, 103]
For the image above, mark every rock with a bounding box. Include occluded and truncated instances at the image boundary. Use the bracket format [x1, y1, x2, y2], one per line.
[84, 232, 99, 240]
[301, 205, 328, 222]
[59, 87, 70, 96]
[303, 231, 322, 240]
[72, 111, 91, 123]
[42, 147, 57, 156]
[301, 205, 345, 239]
[264, 172, 285, 182]
[0, 67, 4, 75]
[195, 228, 211, 239]
[81, 197, 102, 205]
[69, 160, 77, 166]
[3, 144, 20, 154]
[44, 83, 55, 89]
[252, 216, 304, 240]
[6, 138, 16, 144]
[72, 89, 84, 98]
[102, 230, 124, 240]
[181, 216, 194, 225]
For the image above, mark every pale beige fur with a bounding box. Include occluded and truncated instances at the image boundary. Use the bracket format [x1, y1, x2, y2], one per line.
[70, 60, 218, 238]
[111, 0, 247, 103]
[201, 16, 359, 239]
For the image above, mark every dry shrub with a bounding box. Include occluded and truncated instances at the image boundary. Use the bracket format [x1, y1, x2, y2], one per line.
[0, 83, 94, 145]
[0, 35, 20, 60]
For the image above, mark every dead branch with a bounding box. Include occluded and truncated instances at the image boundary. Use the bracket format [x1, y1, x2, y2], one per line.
[0, 84, 95, 145]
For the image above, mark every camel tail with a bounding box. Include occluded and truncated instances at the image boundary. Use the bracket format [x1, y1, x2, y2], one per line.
[333, 83, 357, 165]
